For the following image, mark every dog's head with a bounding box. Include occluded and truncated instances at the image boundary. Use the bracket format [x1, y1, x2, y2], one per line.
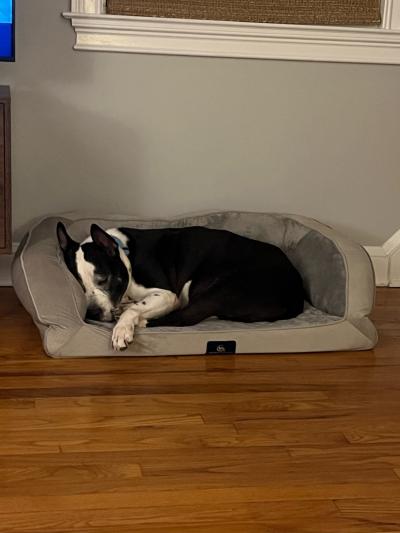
[57, 222, 131, 322]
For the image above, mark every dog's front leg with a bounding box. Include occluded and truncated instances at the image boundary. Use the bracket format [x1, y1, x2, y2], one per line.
[112, 289, 179, 351]
[111, 307, 141, 351]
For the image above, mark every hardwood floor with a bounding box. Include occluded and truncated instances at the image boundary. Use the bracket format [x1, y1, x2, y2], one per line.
[0, 286, 400, 533]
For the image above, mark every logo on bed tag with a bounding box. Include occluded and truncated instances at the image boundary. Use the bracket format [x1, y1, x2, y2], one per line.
[206, 341, 236, 355]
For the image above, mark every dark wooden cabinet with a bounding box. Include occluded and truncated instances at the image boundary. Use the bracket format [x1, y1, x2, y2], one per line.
[0, 86, 11, 254]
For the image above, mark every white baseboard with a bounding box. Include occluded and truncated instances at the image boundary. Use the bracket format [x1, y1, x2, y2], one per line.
[364, 228, 400, 287]
[383, 228, 400, 287]
[1, 234, 400, 288]
[363, 246, 390, 286]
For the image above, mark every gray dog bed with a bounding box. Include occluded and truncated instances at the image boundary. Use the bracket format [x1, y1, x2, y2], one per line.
[12, 212, 378, 357]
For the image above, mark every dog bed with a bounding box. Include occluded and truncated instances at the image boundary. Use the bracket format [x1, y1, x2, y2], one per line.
[12, 211, 378, 357]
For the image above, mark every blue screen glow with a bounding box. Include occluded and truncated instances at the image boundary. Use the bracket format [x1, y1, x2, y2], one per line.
[0, 0, 13, 60]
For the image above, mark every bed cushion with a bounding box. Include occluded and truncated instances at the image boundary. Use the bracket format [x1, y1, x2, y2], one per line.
[12, 211, 378, 357]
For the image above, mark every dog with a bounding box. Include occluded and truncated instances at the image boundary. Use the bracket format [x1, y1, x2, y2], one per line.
[57, 222, 305, 351]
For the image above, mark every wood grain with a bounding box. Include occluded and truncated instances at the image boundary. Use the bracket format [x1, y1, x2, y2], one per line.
[1, 286, 400, 532]
[0, 86, 11, 254]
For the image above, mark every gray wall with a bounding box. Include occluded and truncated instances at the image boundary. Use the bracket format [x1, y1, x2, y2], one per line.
[0, 0, 399, 245]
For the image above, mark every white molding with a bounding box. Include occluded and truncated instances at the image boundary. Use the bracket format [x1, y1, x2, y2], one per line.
[384, 228, 400, 287]
[383, 0, 400, 29]
[364, 246, 390, 287]
[63, 1, 400, 64]
[364, 229, 400, 287]
[71, 0, 105, 14]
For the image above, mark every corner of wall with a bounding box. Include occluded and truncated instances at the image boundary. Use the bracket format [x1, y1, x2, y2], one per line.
[0, 243, 18, 287]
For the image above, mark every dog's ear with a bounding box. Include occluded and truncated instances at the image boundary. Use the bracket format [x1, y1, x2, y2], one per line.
[90, 224, 118, 257]
[57, 222, 78, 253]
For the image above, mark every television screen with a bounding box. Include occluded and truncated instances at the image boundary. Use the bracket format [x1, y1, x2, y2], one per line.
[0, 0, 14, 61]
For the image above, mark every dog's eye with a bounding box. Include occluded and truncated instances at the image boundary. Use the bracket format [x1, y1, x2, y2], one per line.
[97, 276, 108, 286]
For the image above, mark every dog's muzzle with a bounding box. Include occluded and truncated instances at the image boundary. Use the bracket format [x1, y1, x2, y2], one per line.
[86, 306, 113, 322]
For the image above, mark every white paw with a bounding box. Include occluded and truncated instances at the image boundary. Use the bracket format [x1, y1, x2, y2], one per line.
[112, 321, 135, 351]
[138, 318, 148, 328]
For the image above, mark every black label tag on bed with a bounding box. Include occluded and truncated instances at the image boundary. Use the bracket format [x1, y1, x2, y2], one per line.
[206, 341, 236, 355]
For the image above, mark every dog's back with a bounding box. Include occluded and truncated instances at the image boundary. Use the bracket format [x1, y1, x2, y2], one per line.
[119, 226, 305, 327]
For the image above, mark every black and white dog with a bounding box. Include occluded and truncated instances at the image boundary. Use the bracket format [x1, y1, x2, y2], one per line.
[57, 223, 304, 350]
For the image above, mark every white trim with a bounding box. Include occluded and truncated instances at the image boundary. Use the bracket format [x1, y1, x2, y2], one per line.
[383, 0, 400, 29]
[384, 228, 400, 287]
[364, 246, 390, 287]
[63, 1, 400, 64]
[71, 0, 105, 14]
[364, 229, 400, 287]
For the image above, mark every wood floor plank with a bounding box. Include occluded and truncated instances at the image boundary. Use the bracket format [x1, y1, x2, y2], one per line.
[0, 500, 337, 533]
[344, 428, 400, 445]
[0, 461, 142, 485]
[2, 482, 400, 514]
[3, 453, 396, 498]
[0, 424, 239, 455]
[0, 446, 290, 468]
[0, 409, 205, 431]
[0, 500, 386, 533]
[287, 442, 400, 466]
[336, 498, 400, 514]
